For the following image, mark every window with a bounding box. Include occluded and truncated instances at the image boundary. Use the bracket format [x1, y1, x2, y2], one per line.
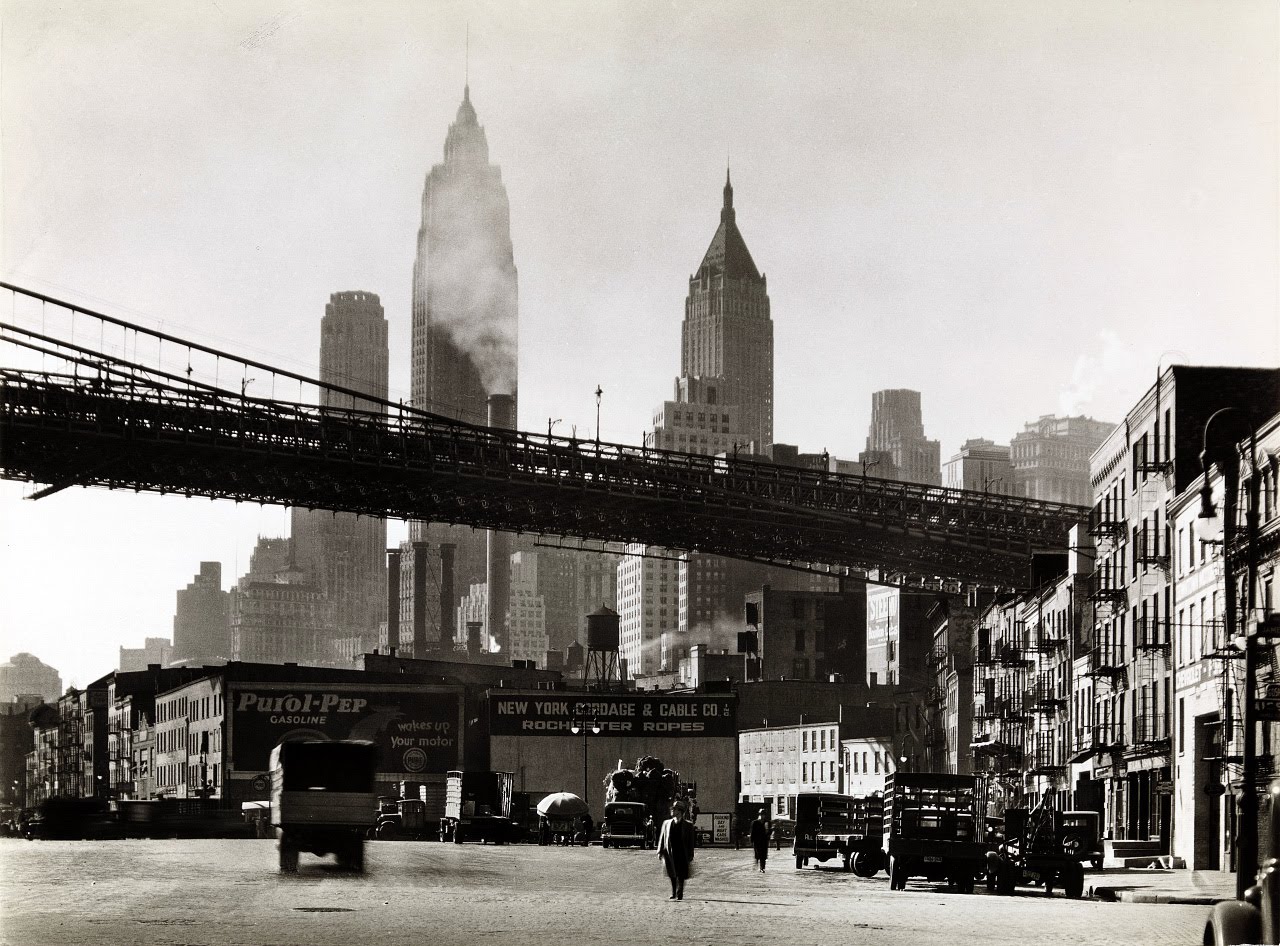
[874, 752, 881, 774]
[802, 732, 808, 751]
[802, 762, 808, 781]
[792, 599, 806, 619]
[820, 730, 826, 750]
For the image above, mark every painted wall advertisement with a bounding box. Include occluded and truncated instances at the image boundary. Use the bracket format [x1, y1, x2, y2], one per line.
[489, 693, 736, 737]
[229, 684, 461, 774]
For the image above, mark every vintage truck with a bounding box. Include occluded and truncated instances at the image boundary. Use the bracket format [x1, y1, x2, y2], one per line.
[439, 770, 515, 844]
[792, 791, 883, 874]
[270, 739, 378, 872]
[986, 804, 1086, 899]
[883, 772, 987, 893]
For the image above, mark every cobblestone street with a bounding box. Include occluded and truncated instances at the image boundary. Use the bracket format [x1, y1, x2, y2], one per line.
[1, 840, 1206, 946]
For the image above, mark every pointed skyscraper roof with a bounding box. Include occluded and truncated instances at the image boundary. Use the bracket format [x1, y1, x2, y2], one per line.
[443, 85, 488, 164]
[696, 167, 761, 281]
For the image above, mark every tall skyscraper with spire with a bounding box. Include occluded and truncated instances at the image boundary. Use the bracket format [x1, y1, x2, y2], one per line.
[409, 85, 519, 655]
[291, 291, 389, 655]
[681, 170, 773, 450]
[411, 85, 518, 422]
[621, 173, 775, 679]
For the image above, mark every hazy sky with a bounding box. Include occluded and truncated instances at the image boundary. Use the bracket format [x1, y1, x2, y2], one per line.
[2, 0, 1277, 688]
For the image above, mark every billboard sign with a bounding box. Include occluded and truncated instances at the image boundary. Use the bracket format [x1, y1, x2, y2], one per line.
[489, 693, 736, 737]
[229, 684, 461, 774]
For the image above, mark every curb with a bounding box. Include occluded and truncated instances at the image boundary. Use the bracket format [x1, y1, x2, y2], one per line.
[1091, 886, 1231, 905]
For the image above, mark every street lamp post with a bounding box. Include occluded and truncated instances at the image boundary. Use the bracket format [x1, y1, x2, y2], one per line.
[570, 704, 600, 813]
[1199, 407, 1261, 900]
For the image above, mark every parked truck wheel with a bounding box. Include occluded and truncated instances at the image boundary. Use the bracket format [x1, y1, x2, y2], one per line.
[997, 862, 1016, 896]
[376, 821, 398, 841]
[453, 826, 464, 844]
[1063, 862, 1084, 899]
[279, 837, 299, 873]
[795, 855, 804, 870]
[956, 871, 974, 894]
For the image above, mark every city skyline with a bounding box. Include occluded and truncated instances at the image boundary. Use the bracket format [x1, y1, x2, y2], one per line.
[2, 0, 1277, 687]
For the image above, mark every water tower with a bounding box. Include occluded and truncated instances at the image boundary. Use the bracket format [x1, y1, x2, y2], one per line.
[584, 605, 620, 689]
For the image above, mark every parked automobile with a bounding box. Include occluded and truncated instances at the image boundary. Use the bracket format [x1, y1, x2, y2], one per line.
[1206, 779, 1280, 945]
[770, 816, 796, 850]
[601, 801, 650, 848]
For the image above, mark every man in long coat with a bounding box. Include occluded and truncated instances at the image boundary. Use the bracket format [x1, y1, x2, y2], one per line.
[657, 802, 696, 900]
[750, 812, 771, 872]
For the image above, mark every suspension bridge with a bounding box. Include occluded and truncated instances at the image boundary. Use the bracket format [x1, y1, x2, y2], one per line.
[0, 283, 1086, 589]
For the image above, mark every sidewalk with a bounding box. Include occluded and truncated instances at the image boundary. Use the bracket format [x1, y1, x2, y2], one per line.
[1089, 868, 1237, 905]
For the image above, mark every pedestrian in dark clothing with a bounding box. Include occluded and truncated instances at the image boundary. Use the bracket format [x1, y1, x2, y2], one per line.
[657, 802, 696, 900]
[750, 813, 771, 872]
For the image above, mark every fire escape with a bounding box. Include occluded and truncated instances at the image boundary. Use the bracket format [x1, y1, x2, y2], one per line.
[924, 644, 950, 770]
[1025, 618, 1068, 779]
[972, 623, 1033, 786]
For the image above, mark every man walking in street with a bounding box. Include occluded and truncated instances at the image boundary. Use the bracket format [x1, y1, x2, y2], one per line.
[750, 811, 771, 872]
[657, 801, 696, 900]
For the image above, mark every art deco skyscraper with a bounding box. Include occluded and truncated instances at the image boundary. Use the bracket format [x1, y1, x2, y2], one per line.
[411, 85, 518, 422]
[621, 175, 774, 680]
[681, 170, 773, 450]
[290, 291, 389, 653]
[409, 85, 519, 653]
[859, 389, 942, 486]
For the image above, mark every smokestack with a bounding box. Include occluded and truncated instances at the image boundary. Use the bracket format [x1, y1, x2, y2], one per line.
[386, 548, 402, 652]
[412, 541, 430, 658]
[486, 394, 516, 656]
[439, 543, 456, 649]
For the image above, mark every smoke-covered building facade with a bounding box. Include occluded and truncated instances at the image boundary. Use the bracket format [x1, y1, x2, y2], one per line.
[409, 85, 519, 657]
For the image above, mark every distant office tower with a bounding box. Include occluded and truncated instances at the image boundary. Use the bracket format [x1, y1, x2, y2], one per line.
[617, 546, 678, 679]
[860, 389, 941, 486]
[291, 291, 389, 654]
[649, 377, 747, 455]
[243, 538, 291, 583]
[230, 539, 337, 665]
[118, 638, 173, 672]
[410, 84, 519, 655]
[682, 170, 773, 450]
[943, 438, 1015, 494]
[508, 547, 620, 657]
[172, 562, 230, 664]
[1010, 415, 1116, 505]
[507, 552, 550, 665]
[0, 653, 62, 703]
